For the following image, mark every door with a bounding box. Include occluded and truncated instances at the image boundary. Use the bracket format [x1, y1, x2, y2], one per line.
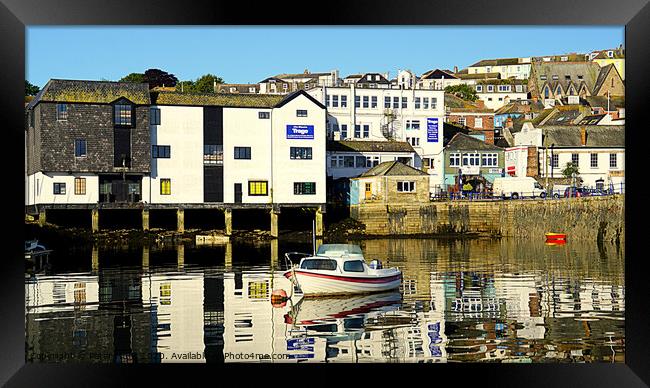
[365, 183, 372, 200]
[112, 181, 128, 202]
[234, 183, 242, 203]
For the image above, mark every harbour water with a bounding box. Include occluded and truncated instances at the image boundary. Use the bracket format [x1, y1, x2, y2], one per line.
[25, 238, 625, 363]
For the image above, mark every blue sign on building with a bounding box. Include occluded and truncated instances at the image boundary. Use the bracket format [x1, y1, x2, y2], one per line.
[287, 337, 315, 351]
[427, 118, 439, 143]
[287, 125, 314, 140]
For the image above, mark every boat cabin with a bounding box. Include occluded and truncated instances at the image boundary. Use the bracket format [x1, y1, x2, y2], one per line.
[300, 244, 369, 273]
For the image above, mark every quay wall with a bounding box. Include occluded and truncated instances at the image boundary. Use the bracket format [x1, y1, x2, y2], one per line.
[350, 195, 624, 242]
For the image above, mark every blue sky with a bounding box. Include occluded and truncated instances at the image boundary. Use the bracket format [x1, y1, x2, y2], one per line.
[26, 26, 623, 87]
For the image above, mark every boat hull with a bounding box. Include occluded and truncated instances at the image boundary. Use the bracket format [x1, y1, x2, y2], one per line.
[285, 270, 402, 296]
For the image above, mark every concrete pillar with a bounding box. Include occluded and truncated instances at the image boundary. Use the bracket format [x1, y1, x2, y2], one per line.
[142, 209, 150, 231]
[224, 208, 233, 236]
[270, 210, 279, 238]
[38, 209, 46, 227]
[270, 239, 279, 269]
[315, 207, 324, 237]
[225, 241, 233, 271]
[91, 209, 99, 233]
[177, 208, 185, 233]
[91, 244, 99, 273]
[177, 244, 185, 270]
[142, 245, 150, 270]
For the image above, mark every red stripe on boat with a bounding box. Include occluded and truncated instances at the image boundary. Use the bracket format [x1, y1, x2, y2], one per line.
[288, 270, 401, 284]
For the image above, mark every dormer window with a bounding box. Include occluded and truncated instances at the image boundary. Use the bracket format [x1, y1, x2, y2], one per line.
[565, 75, 571, 80]
[540, 75, 547, 80]
[476, 85, 483, 92]
[114, 103, 133, 126]
[577, 75, 583, 80]
[552, 75, 559, 80]
[608, 51, 613, 58]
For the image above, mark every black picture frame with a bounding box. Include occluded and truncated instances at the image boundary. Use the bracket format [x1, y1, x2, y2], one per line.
[2, 0, 648, 386]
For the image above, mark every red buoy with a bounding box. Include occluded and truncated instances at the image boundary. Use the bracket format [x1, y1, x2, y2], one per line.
[271, 289, 288, 308]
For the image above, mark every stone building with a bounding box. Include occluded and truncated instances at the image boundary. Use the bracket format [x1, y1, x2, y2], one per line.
[443, 132, 505, 191]
[349, 161, 430, 205]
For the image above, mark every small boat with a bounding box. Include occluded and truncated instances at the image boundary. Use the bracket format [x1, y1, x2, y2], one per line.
[25, 239, 53, 263]
[283, 244, 402, 296]
[545, 232, 567, 241]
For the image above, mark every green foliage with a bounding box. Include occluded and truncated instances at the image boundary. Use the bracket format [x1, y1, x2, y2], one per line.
[25, 80, 39, 96]
[119, 73, 145, 83]
[444, 84, 478, 101]
[181, 74, 225, 93]
[562, 162, 580, 178]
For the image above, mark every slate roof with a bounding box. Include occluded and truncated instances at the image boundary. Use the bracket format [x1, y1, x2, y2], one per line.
[543, 126, 624, 148]
[495, 100, 545, 115]
[446, 132, 504, 151]
[327, 140, 415, 153]
[217, 84, 259, 93]
[469, 58, 521, 67]
[577, 114, 607, 125]
[532, 62, 601, 94]
[456, 72, 501, 80]
[151, 91, 285, 107]
[592, 64, 618, 94]
[359, 161, 428, 177]
[421, 69, 458, 80]
[26, 79, 151, 109]
[541, 106, 585, 126]
[584, 96, 625, 110]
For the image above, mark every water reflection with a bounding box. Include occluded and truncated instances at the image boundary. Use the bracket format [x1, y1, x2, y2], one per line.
[25, 238, 624, 363]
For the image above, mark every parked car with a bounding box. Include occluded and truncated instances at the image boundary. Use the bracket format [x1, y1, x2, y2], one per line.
[564, 187, 591, 198]
[585, 188, 609, 196]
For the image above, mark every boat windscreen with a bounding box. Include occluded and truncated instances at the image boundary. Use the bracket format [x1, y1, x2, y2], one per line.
[316, 244, 363, 255]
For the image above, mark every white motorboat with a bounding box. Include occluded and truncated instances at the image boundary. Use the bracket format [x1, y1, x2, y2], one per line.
[283, 244, 402, 296]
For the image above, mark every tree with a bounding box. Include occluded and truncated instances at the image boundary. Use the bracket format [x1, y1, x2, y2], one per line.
[445, 84, 478, 101]
[119, 73, 145, 83]
[190, 74, 224, 93]
[562, 162, 580, 179]
[25, 80, 39, 96]
[143, 69, 178, 89]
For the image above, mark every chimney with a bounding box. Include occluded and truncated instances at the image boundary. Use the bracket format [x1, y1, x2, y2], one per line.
[213, 80, 217, 93]
[532, 96, 538, 103]
[454, 66, 458, 74]
[580, 126, 587, 146]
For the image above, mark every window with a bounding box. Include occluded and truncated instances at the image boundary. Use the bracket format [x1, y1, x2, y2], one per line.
[590, 153, 598, 168]
[301, 259, 337, 270]
[343, 260, 365, 272]
[152, 145, 170, 158]
[552, 75, 559, 80]
[407, 137, 419, 146]
[450, 153, 461, 167]
[332, 95, 339, 108]
[53, 182, 66, 195]
[296, 110, 307, 117]
[294, 182, 316, 195]
[248, 181, 268, 196]
[204, 145, 223, 165]
[384, 96, 391, 108]
[487, 85, 494, 92]
[498, 85, 511, 92]
[150, 108, 161, 125]
[259, 111, 270, 119]
[481, 153, 498, 166]
[540, 75, 547, 80]
[406, 120, 420, 130]
[551, 154, 559, 168]
[343, 156, 355, 167]
[341, 95, 347, 108]
[326, 95, 331, 107]
[572, 153, 579, 166]
[371, 96, 377, 108]
[393, 97, 399, 109]
[366, 156, 380, 167]
[56, 103, 68, 121]
[355, 156, 366, 168]
[74, 139, 86, 157]
[160, 179, 171, 195]
[397, 181, 416, 192]
[361, 95, 369, 108]
[608, 50, 613, 58]
[561, 56, 568, 62]
[609, 153, 617, 168]
[458, 116, 466, 127]
[355, 96, 360, 108]
[415, 97, 421, 109]
[363, 124, 369, 138]
[74, 178, 86, 195]
[431, 98, 437, 109]
[462, 153, 480, 166]
[354, 125, 361, 138]
[578, 75, 584, 80]
[515, 85, 523, 93]
[475, 117, 483, 128]
[476, 85, 483, 92]
[423, 97, 430, 109]
[290, 147, 312, 160]
[401, 97, 407, 109]
[341, 124, 348, 139]
[114, 104, 132, 126]
[234, 146, 251, 160]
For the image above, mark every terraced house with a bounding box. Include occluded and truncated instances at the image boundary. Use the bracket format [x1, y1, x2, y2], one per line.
[25, 80, 327, 235]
